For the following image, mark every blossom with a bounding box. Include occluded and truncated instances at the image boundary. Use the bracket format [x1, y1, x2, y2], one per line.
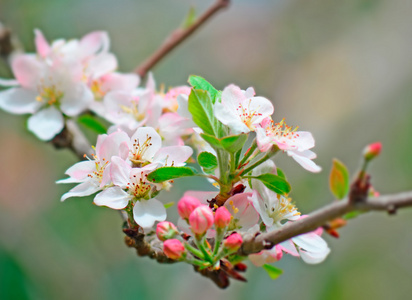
[0, 54, 93, 140]
[189, 205, 214, 235]
[214, 84, 274, 134]
[163, 239, 186, 259]
[256, 117, 321, 172]
[57, 130, 129, 201]
[93, 157, 166, 228]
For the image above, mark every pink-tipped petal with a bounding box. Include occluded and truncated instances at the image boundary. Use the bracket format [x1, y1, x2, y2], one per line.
[34, 29, 51, 58]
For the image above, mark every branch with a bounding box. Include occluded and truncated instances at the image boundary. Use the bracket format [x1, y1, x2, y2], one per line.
[238, 190, 412, 256]
[135, 0, 230, 77]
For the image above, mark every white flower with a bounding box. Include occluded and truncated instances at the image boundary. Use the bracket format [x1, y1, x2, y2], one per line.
[214, 84, 274, 134]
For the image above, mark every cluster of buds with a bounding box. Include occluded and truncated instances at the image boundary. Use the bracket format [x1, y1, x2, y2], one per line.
[156, 195, 243, 266]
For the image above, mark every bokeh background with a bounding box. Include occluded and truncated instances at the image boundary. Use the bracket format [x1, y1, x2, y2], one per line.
[1, 0, 412, 299]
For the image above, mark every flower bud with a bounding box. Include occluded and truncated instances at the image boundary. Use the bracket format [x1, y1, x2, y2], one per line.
[223, 233, 243, 252]
[163, 239, 186, 260]
[177, 196, 202, 220]
[214, 206, 231, 229]
[363, 142, 382, 161]
[189, 205, 214, 235]
[156, 221, 178, 241]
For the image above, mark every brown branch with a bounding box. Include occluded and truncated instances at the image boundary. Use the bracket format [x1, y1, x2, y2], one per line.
[135, 0, 231, 78]
[238, 190, 412, 256]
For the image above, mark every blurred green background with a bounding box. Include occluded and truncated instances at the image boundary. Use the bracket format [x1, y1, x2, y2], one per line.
[1, 0, 412, 299]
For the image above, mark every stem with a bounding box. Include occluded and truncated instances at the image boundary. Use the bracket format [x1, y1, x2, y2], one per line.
[185, 243, 205, 260]
[135, 0, 231, 77]
[237, 139, 257, 168]
[239, 146, 279, 176]
[194, 236, 214, 263]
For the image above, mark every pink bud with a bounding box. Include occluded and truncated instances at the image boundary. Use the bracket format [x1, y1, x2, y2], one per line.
[189, 205, 214, 235]
[363, 142, 382, 161]
[163, 239, 186, 260]
[214, 206, 231, 229]
[156, 221, 178, 241]
[224, 233, 243, 251]
[177, 196, 202, 220]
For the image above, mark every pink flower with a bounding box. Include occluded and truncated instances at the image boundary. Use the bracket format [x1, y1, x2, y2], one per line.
[156, 221, 179, 241]
[163, 239, 186, 260]
[177, 196, 202, 220]
[223, 233, 243, 251]
[214, 206, 232, 229]
[189, 205, 214, 235]
[214, 84, 274, 134]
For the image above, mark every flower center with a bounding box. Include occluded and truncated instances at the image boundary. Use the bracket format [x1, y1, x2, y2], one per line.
[90, 79, 106, 100]
[266, 195, 300, 223]
[36, 82, 63, 106]
[126, 172, 151, 199]
[267, 119, 299, 141]
[119, 98, 146, 122]
[237, 100, 262, 130]
[130, 135, 153, 165]
[84, 154, 109, 183]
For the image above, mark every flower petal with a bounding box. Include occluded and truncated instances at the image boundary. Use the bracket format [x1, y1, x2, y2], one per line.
[60, 181, 100, 201]
[60, 83, 93, 116]
[133, 198, 167, 228]
[27, 106, 64, 140]
[110, 156, 132, 188]
[34, 29, 51, 58]
[11, 54, 43, 89]
[153, 146, 193, 167]
[93, 186, 131, 209]
[57, 160, 96, 183]
[130, 127, 162, 161]
[0, 87, 40, 114]
[80, 31, 110, 56]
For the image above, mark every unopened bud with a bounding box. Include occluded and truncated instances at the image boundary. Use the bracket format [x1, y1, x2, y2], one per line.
[189, 205, 214, 235]
[163, 239, 186, 260]
[177, 196, 202, 220]
[363, 142, 382, 161]
[223, 233, 243, 251]
[156, 221, 178, 241]
[214, 206, 231, 229]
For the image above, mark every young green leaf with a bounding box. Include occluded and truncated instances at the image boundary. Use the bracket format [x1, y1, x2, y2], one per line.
[163, 202, 175, 209]
[78, 115, 107, 134]
[147, 166, 198, 183]
[197, 151, 218, 172]
[262, 264, 283, 280]
[188, 89, 219, 137]
[220, 133, 248, 153]
[200, 133, 223, 149]
[188, 75, 220, 103]
[276, 168, 287, 180]
[249, 173, 291, 195]
[181, 7, 196, 29]
[329, 159, 350, 200]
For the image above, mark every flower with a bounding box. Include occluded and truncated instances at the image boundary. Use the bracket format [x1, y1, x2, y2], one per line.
[156, 221, 179, 241]
[223, 233, 243, 251]
[214, 84, 274, 134]
[256, 117, 321, 172]
[177, 195, 202, 220]
[214, 206, 232, 229]
[57, 130, 129, 201]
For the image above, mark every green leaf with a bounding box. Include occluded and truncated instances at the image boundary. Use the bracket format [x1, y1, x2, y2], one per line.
[220, 133, 248, 153]
[78, 114, 107, 134]
[276, 168, 287, 180]
[200, 133, 223, 149]
[181, 7, 196, 29]
[188, 89, 219, 136]
[198, 151, 218, 172]
[262, 264, 283, 280]
[147, 166, 198, 183]
[188, 75, 220, 103]
[164, 202, 175, 209]
[329, 159, 350, 200]
[250, 173, 291, 195]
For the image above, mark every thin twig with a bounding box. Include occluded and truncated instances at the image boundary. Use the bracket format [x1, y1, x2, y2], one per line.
[238, 191, 412, 256]
[135, 0, 230, 77]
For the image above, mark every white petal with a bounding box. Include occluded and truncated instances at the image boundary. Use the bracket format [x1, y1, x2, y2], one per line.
[292, 232, 328, 253]
[133, 198, 166, 228]
[153, 146, 193, 167]
[88, 53, 117, 78]
[130, 127, 162, 161]
[0, 78, 19, 86]
[60, 181, 100, 201]
[80, 31, 110, 56]
[299, 247, 330, 264]
[0, 87, 40, 114]
[249, 190, 273, 228]
[279, 240, 300, 256]
[11, 54, 43, 89]
[93, 186, 131, 209]
[60, 83, 93, 116]
[214, 101, 249, 134]
[246, 96, 274, 124]
[110, 156, 132, 188]
[97, 130, 130, 160]
[58, 160, 96, 183]
[27, 106, 64, 140]
[100, 72, 139, 92]
[294, 131, 315, 151]
[289, 151, 322, 173]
